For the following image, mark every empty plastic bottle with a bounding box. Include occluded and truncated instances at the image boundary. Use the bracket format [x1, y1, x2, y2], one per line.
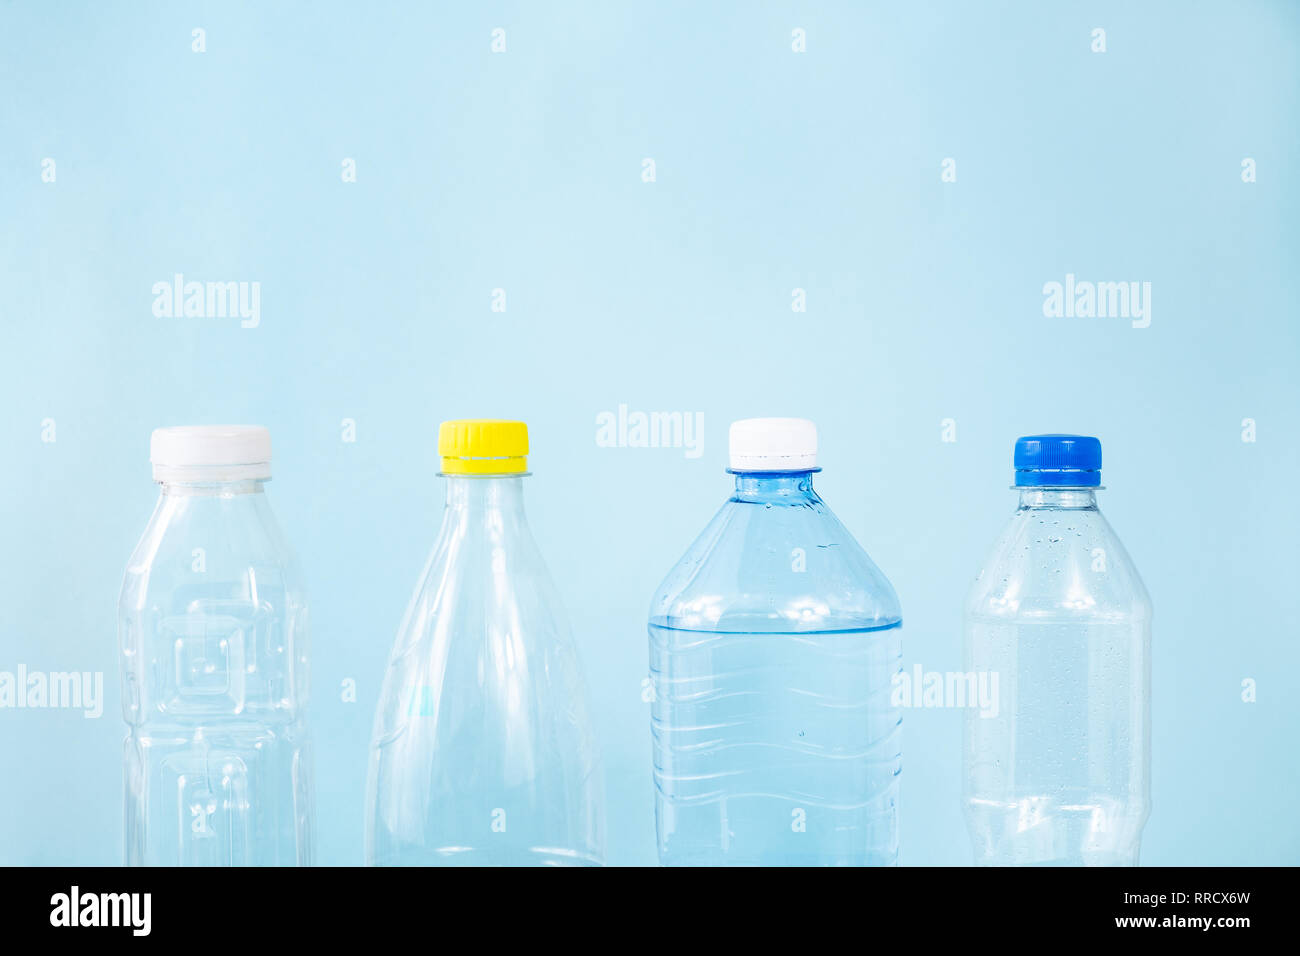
[963, 435, 1151, 866]
[366, 420, 604, 866]
[649, 418, 903, 866]
[118, 426, 313, 866]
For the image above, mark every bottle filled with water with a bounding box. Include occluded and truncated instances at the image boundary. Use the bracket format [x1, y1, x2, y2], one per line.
[649, 418, 903, 866]
[963, 434, 1151, 866]
[118, 426, 313, 866]
[366, 420, 604, 866]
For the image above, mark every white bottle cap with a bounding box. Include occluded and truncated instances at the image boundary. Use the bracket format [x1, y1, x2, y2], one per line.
[728, 418, 818, 471]
[150, 425, 272, 482]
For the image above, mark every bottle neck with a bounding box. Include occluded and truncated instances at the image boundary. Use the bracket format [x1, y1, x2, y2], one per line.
[160, 479, 266, 498]
[442, 474, 529, 525]
[148, 479, 277, 542]
[1016, 487, 1099, 510]
[731, 470, 820, 503]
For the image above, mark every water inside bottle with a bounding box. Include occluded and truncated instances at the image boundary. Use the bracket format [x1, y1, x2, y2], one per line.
[650, 620, 902, 866]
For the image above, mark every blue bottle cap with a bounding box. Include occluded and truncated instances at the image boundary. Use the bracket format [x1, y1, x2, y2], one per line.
[1014, 434, 1102, 487]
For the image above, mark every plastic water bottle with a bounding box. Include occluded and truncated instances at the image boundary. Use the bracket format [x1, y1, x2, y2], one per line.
[963, 435, 1151, 866]
[118, 426, 313, 866]
[649, 418, 903, 866]
[366, 420, 604, 866]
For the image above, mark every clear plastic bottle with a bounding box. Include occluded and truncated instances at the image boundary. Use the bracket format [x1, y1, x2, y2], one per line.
[649, 418, 903, 866]
[118, 426, 313, 866]
[963, 435, 1151, 866]
[366, 420, 604, 866]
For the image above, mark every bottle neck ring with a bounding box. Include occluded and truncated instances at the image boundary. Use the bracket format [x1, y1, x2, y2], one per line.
[159, 479, 267, 497]
[442, 473, 528, 512]
[1016, 487, 1100, 509]
[730, 469, 820, 501]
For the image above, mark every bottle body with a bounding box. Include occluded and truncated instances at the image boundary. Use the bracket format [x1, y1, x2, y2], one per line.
[365, 475, 604, 866]
[118, 480, 312, 866]
[650, 472, 902, 866]
[963, 487, 1151, 866]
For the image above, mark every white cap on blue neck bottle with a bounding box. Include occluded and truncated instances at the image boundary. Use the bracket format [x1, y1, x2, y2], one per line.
[728, 417, 818, 471]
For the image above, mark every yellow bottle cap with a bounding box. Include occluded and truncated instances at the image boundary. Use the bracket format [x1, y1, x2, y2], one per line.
[438, 419, 529, 474]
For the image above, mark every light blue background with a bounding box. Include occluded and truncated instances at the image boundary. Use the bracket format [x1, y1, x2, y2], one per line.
[2, 1, 1297, 866]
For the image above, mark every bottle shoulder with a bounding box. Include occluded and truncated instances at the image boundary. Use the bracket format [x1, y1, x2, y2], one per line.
[370, 520, 598, 761]
[649, 494, 902, 633]
[383, 514, 582, 664]
[120, 494, 304, 607]
[965, 506, 1151, 621]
